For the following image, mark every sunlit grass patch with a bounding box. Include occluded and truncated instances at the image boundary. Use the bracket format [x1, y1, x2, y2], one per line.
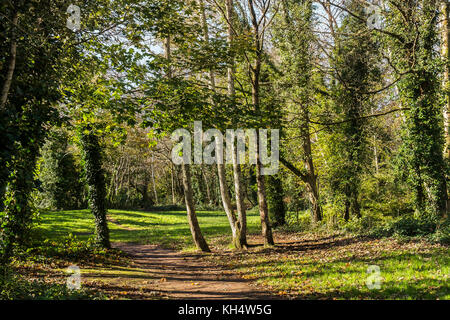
[210, 235, 449, 300]
[34, 208, 261, 250]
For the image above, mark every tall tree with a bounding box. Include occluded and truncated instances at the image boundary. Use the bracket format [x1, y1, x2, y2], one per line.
[246, 0, 275, 246]
[0, 0, 80, 261]
[327, 0, 380, 221]
[274, 0, 323, 223]
[386, 0, 448, 216]
[79, 125, 111, 248]
[225, 0, 248, 248]
[441, 0, 450, 160]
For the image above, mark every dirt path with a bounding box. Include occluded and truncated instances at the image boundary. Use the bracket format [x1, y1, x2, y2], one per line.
[89, 242, 275, 300]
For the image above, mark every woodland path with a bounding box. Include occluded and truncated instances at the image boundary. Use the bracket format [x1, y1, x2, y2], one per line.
[95, 242, 276, 300]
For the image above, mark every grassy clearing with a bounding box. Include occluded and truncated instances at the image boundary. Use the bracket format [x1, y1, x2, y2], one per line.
[208, 233, 449, 300]
[9, 208, 448, 300]
[34, 209, 262, 249]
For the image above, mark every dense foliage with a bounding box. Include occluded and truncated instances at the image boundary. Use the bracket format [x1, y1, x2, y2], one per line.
[1, 0, 449, 266]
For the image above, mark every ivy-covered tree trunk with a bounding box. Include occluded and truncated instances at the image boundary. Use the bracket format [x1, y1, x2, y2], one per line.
[387, 0, 448, 216]
[0, 140, 39, 264]
[0, 112, 14, 208]
[441, 0, 450, 160]
[80, 128, 111, 249]
[0, 8, 18, 206]
[181, 163, 210, 252]
[274, 0, 322, 224]
[302, 113, 322, 223]
[327, 0, 377, 221]
[267, 174, 286, 227]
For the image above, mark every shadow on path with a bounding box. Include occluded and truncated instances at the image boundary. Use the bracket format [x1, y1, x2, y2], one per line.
[99, 242, 278, 300]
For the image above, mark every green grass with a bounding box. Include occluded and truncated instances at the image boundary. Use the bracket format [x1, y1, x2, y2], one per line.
[31, 209, 449, 299]
[34, 209, 261, 249]
[211, 235, 450, 300]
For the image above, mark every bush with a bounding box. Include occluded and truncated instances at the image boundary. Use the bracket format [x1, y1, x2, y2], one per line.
[343, 212, 387, 235]
[428, 219, 450, 245]
[390, 216, 436, 237]
[284, 210, 312, 231]
[18, 233, 127, 266]
[36, 129, 85, 210]
[342, 213, 449, 244]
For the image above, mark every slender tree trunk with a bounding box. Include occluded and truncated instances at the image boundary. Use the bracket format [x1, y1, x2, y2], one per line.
[344, 199, 350, 222]
[199, 0, 247, 247]
[151, 154, 158, 205]
[302, 112, 322, 223]
[181, 163, 210, 252]
[248, 0, 274, 246]
[198, 0, 216, 89]
[306, 176, 322, 223]
[217, 162, 238, 240]
[255, 136, 274, 246]
[279, 156, 322, 223]
[226, 0, 247, 249]
[165, 35, 210, 251]
[232, 146, 248, 248]
[374, 136, 379, 175]
[141, 176, 151, 209]
[171, 163, 176, 204]
[201, 166, 212, 205]
[0, 11, 18, 110]
[352, 192, 361, 218]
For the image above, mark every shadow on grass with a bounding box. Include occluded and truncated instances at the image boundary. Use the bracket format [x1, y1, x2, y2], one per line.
[287, 278, 449, 300]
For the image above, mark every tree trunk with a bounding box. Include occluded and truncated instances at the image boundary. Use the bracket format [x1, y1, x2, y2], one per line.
[80, 128, 111, 249]
[441, 1, 450, 216]
[164, 34, 210, 252]
[181, 163, 210, 252]
[279, 157, 322, 223]
[170, 163, 176, 204]
[225, 0, 247, 249]
[344, 199, 350, 222]
[232, 143, 248, 248]
[217, 162, 238, 239]
[1, 10, 18, 110]
[442, 1, 450, 160]
[200, 0, 247, 248]
[248, 0, 274, 246]
[352, 192, 361, 219]
[1, 139, 40, 263]
[255, 138, 274, 246]
[266, 174, 286, 227]
[306, 175, 322, 224]
[151, 154, 158, 205]
[201, 166, 212, 205]
[302, 112, 322, 223]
